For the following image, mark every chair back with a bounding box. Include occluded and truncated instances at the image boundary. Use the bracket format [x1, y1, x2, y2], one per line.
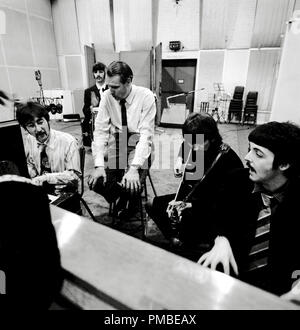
[79, 146, 86, 196]
[233, 86, 244, 100]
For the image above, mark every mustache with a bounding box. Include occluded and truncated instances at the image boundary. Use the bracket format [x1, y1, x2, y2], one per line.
[246, 161, 256, 173]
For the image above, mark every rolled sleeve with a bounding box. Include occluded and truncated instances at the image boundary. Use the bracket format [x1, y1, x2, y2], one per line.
[131, 92, 156, 167]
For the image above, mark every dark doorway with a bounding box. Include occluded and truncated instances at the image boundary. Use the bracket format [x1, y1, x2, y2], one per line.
[161, 59, 197, 114]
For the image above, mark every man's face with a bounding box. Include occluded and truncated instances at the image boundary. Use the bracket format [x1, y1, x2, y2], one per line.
[245, 141, 281, 184]
[107, 75, 131, 101]
[25, 117, 50, 143]
[93, 70, 105, 84]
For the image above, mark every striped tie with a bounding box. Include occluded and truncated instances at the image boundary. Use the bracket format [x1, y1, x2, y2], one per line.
[247, 193, 273, 272]
[40, 144, 51, 175]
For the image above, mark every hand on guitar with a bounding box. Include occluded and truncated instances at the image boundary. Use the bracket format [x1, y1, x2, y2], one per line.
[166, 200, 192, 219]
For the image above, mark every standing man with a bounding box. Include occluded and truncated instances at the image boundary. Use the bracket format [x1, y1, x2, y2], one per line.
[82, 62, 107, 147]
[88, 61, 156, 218]
[16, 101, 81, 197]
[198, 121, 300, 296]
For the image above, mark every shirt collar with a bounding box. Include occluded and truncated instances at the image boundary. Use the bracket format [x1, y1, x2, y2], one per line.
[252, 181, 289, 204]
[125, 84, 135, 105]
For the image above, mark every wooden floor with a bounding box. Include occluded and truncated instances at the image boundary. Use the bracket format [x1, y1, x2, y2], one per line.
[50, 119, 253, 244]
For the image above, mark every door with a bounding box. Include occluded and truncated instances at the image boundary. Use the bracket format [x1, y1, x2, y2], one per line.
[161, 59, 197, 112]
[154, 42, 162, 125]
[84, 45, 96, 87]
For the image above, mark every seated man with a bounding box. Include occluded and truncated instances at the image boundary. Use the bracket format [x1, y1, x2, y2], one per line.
[16, 101, 81, 212]
[146, 113, 243, 260]
[88, 61, 156, 218]
[82, 62, 107, 147]
[199, 122, 300, 296]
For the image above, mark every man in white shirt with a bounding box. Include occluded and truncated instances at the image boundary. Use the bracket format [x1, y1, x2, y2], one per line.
[88, 61, 156, 217]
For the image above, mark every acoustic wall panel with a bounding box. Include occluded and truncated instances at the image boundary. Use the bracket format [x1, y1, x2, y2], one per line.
[197, 51, 225, 94]
[0, 67, 9, 91]
[8, 67, 39, 99]
[0, 39, 4, 65]
[1, 8, 34, 67]
[30, 17, 58, 68]
[271, 14, 300, 125]
[251, 0, 290, 47]
[120, 51, 151, 88]
[51, 0, 81, 55]
[245, 49, 280, 113]
[27, 0, 52, 20]
[225, 0, 256, 49]
[201, 0, 227, 49]
[0, 0, 25, 11]
[65, 56, 84, 90]
[222, 49, 250, 96]
[39, 69, 61, 91]
[157, 0, 200, 51]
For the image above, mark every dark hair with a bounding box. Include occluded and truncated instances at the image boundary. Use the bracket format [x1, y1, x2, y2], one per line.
[92, 62, 106, 73]
[182, 112, 222, 147]
[106, 61, 133, 84]
[249, 121, 300, 178]
[16, 101, 49, 128]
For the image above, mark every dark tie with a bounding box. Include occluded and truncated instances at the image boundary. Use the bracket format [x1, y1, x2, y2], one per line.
[247, 193, 273, 272]
[40, 145, 51, 175]
[120, 99, 127, 127]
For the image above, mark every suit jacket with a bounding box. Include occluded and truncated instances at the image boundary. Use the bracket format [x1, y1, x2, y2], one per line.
[82, 84, 101, 117]
[215, 168, 300, 295]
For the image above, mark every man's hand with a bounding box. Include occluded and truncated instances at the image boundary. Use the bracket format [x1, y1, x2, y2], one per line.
[32, 175, 47, 186]
[121, 166, 141, 194]
[88, 166, 106, 190]
[166, 200, 192, 218]
[198, 236, 239, 276]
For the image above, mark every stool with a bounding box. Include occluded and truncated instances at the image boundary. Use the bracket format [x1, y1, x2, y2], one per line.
[109, 170, 157, 239]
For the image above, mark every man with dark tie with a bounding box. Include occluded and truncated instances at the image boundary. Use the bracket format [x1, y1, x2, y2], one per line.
[16, 102, 81, 196]
[198, 121, 300, 297]
[88, 61, 156, 218]
[82, 62, 107, 147]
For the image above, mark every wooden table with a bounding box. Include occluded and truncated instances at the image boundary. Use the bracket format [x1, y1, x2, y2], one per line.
[51, 205, 299, 310]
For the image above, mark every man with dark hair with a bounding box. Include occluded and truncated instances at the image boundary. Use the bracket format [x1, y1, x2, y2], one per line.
[82, 62, 107, 147]
[88, 61, 156, 218]
[16, 101, 81, 196]
[199, 121, 300, 296]
[146, 112, 243, 258]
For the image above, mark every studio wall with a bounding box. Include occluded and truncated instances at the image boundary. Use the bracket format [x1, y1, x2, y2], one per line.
[0, 0, 61, 105]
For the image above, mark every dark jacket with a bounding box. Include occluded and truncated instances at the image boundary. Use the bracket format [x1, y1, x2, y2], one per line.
[82, 84, 101, 117]
[0, 178, 62, 308]
[215, 168, 300, 295]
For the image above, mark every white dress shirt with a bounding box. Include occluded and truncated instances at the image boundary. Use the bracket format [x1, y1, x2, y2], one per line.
[92, 84, 156, 167]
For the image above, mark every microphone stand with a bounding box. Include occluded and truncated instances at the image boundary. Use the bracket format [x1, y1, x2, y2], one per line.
[166, 88, 205, 110]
